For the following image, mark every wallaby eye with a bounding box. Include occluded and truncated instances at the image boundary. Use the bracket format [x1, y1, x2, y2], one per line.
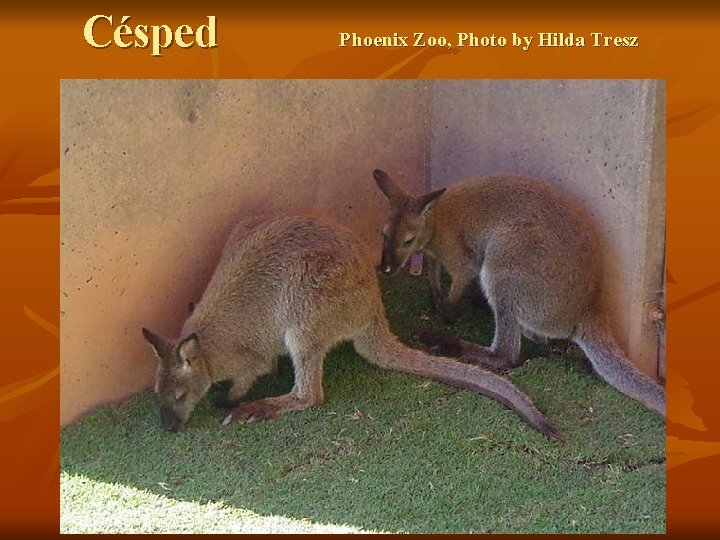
[403, 236, 415, 247]
[175, 392, 187, 403]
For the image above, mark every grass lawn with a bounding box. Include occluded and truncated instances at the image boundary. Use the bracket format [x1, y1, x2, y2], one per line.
[60, 272, 666, 534]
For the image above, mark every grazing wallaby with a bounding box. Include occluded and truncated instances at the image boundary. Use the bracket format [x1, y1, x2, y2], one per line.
[373, 169, 665, 417]
[142, 215, 561, 439]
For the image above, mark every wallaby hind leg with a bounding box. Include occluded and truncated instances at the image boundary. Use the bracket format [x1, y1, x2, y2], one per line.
[417, 297, 522, 372]
[487, 300, 523, 368]
[222, 333, 327, 426]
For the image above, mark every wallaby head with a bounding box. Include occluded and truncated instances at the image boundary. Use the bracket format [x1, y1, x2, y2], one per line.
[373, 169, 446, 275]
[141, 328, 212, 432]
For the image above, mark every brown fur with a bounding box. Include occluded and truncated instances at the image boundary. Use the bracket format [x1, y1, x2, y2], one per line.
[142, 215, 561, 439]
[373, 169, 665, 417]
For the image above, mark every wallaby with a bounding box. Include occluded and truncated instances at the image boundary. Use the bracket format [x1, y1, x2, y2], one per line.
[142, 215, 561, 439]
[373, 169, 665, 418]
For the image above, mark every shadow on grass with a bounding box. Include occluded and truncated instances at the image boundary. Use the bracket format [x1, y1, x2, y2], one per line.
[61, 273, 666, 534]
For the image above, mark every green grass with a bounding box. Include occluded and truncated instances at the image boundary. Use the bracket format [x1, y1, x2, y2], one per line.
[61, 273, 665, 534]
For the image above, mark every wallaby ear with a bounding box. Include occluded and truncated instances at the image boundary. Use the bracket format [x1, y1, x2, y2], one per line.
[142, 327, 173, 360]
[415, 188, 447, 214]
[177, 333, 200, 364]
[373, 169, 407, 202]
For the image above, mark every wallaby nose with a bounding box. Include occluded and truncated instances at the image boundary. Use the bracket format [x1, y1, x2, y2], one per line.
[161, 413, 183, 433]
[376, 262, 393, 275]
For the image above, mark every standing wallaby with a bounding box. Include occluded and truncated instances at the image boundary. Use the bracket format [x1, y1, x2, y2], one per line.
[142, 215, 561, 439]
[373, 169, 665, 417]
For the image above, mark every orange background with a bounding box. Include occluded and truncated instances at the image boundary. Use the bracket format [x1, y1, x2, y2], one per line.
[1, 4, 719, 536]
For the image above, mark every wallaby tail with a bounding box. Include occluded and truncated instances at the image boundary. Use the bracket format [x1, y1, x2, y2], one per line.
[574, 313, 665, 417]
[354, 319, 562, 441]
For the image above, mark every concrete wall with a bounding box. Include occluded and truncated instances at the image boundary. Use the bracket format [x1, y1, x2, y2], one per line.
[60, 80, 427, 426]
[61, 79, 665, 426]
[429, 79, 666, 378]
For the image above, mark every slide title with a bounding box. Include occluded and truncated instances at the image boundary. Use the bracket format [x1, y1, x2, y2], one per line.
[84, 15, 217, 57]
